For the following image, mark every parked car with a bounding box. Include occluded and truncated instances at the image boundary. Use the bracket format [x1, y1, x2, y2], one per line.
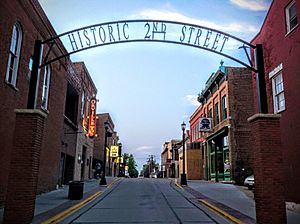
[244, 175, 254, 189]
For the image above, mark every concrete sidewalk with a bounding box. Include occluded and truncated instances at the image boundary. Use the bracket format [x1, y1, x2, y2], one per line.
[0, 177, 118, 224]
[185, 180, 300, 224]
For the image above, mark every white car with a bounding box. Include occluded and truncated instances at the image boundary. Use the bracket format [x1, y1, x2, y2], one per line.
[244, 175, 254, 189]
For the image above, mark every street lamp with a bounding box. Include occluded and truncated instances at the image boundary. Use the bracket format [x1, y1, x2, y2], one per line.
[118, 142, 122, 177]
[181, 121, 187, 185]
[100, 121, 111, 185]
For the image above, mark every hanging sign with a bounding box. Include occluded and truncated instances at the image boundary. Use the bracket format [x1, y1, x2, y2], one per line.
[110, 145, 119, 158]
[199, 117, 212, 132]
[87, 98, 97, 138]
[115, 157, 124, 164]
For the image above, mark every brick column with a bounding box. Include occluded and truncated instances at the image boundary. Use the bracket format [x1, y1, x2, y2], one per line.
[248, 114, 286, 224]
[4, 109, 47, 224]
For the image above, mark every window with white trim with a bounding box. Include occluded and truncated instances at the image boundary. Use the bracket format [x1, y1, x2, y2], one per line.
[41, 65, 51, 110]
[6, 23, 22, 86]
[286, 0, 298, 33]
[272, 72, 285, 113]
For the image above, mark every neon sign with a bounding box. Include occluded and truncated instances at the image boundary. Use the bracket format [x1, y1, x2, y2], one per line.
[87, 98, 97, 138]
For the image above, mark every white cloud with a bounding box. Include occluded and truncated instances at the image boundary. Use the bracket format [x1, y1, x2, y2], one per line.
[128, 9, 258, 34]
[184, 95, 200, 107]
[135, 145, 153, 152]
[230, 0, 270, 11]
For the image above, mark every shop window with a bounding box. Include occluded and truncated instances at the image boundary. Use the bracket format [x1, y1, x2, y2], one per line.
[285, 0, 298, 33]
[214, 103, 219, 125]
[272, 72, 285, 113]
[5, 23, 22, 87]
[65, 83, 79, 124]
[221, 95, 227, 120]
[41, 65, 51, 110]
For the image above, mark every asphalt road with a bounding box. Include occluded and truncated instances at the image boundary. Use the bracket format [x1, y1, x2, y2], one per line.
[61, 178, 232, 224]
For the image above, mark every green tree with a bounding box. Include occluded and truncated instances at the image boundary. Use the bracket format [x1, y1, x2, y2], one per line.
[123, 153, 138, 178]
[141, 156, 159, 178]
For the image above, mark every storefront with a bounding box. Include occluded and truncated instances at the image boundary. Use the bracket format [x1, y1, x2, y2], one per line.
[207, 129, 231, 182]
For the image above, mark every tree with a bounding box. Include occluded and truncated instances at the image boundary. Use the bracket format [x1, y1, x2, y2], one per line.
[123, 153, 138, 178]
[141, 155, 159, 178]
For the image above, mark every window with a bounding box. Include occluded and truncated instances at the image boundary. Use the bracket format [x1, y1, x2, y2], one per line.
[286, 0, 298, 33]
[214, 103, 219, 125]
[81, 91, 85, 118]
[5, 23, 22, 86]
[221, 95, 227, 120]
[41, 65, 51, 110]
[272, 72, 285, 113]
[65, 83, 79, 124]
[208, 108, 212, 118]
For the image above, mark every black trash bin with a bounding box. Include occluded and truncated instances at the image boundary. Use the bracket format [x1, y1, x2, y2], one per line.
[68, 181, 84, 200]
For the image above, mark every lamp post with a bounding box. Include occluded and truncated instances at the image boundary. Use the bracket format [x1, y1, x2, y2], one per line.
[181, 121, 187, 185]
[118, 142, 122, 177]
[100, 121, 111, 185]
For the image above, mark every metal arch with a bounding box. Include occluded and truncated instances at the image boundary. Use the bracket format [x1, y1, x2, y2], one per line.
[40, 19, 257, 72]
[29, 19, 267, 113]
[43, 39, 254, 71]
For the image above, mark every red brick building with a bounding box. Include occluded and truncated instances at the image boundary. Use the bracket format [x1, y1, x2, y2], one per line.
[0, 0, 97, 207]
[94, 113, 119, 177]
[190, 63, 253, 184]
[251, 0, 300, 204]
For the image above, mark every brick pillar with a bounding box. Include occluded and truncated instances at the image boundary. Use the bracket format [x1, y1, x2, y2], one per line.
[4, 109, 47, 224]
[248, 114, 286, 224]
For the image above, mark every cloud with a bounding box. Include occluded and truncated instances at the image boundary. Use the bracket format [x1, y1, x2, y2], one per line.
[230, 0, 270, 11]
[135, 145, 153, 152]
[184, 95, 200, 107]
[128, 9, 259, 34]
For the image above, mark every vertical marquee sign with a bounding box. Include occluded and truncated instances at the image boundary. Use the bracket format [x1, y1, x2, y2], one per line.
[87, 98, 97, 138]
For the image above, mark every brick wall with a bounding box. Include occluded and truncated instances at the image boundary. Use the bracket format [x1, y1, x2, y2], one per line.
[248, 114, 286, 223]
[0, 0, 71, 204]
[227, 67, 254, 183]
[251, 0, 300, 203]
[4, 110, 47, 224]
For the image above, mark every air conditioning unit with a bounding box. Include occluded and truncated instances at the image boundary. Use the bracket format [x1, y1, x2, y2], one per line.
[199, 117, 212, 132]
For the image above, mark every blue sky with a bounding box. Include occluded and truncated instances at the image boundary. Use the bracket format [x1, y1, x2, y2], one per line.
[38, 0, 271, 171]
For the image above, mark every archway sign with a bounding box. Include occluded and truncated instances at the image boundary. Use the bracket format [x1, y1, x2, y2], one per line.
[28, 20, 267, 113]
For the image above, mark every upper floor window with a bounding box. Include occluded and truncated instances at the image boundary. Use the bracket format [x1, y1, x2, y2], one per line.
[269, 64, 285, 113]
[65, 83, 79, 124]
[214, 103, 219, 125]
[208, 108, 212, 118]
[6, 23, 22, 87]
[286, 0, 298, 33]
[81, 91, 85, 118]
[272, 72, 285, 113]
[221, 95, 227, 120]
[41, 65, 51, 110]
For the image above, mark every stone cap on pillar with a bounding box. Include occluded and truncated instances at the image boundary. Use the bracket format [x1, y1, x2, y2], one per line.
[14, 109, 48, 118]
[248, 113, 281, 123]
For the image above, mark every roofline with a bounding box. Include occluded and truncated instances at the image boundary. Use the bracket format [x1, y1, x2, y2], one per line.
[251, 1, 274, 43]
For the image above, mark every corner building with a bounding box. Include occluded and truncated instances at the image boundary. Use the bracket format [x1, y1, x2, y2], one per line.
[251, 0, 300, 204]
[190, 63, 253, 184]
[0, 0, 97, 206]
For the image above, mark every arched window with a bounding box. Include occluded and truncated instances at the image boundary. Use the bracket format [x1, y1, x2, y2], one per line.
[6, 23, 22, 87]
[41, 65, 51, 110]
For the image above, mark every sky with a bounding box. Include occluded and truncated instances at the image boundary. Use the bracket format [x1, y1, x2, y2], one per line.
[38, 0, 271, 172]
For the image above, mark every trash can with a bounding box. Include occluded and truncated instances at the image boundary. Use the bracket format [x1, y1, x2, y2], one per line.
[68, 181, 84, 200]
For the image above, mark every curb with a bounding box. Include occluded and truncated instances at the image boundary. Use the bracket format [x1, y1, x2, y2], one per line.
[42, 178, 120, 224]
[199, 199, 243, 224]
[41, 191, 102, 224]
